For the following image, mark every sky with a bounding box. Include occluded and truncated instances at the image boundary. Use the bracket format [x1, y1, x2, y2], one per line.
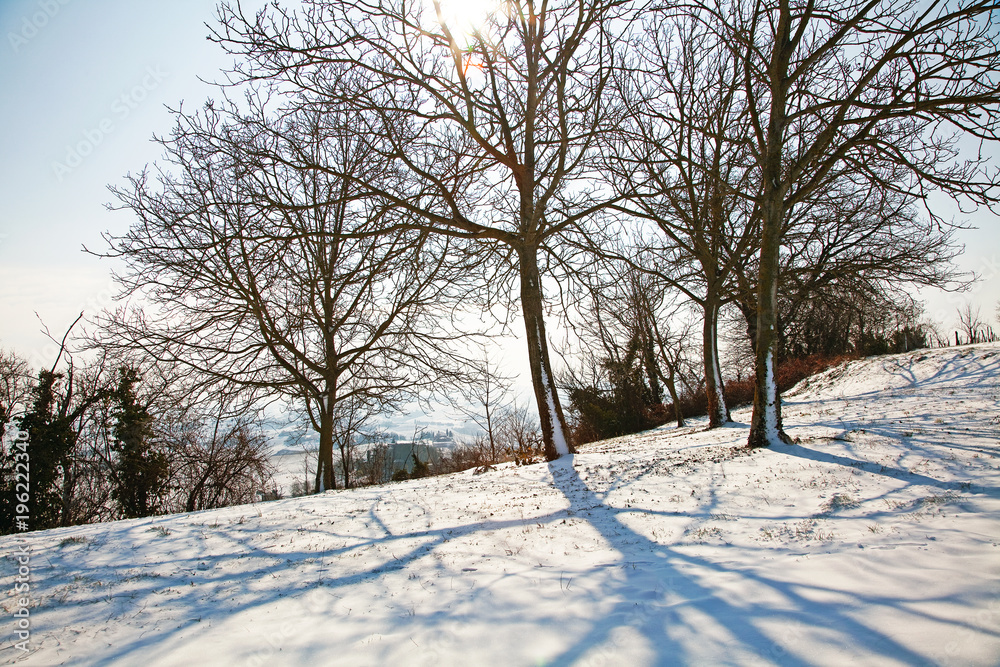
[0, 0, 998, 377]
[0, 0, 246, 370]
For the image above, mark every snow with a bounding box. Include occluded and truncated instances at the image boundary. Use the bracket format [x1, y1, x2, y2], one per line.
[536, 320, 570, 456]
[708, 321, 728, 424]
[3, 343, 1000, 666]
[764, 347, 780, 444]
[539, 360, 570, 457]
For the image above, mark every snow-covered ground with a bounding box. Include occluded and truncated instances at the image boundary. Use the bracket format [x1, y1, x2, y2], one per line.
[3, 344, 999, 666]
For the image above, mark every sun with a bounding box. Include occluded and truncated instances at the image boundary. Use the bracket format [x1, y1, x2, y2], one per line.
[427, 0, 500, 42]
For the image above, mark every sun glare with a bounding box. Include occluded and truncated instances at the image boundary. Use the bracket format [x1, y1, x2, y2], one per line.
[428, 0, 500, 41]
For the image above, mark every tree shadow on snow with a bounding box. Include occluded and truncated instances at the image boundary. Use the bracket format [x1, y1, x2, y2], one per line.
[15, 401, 999, 666]
[541, 454, 985, 666]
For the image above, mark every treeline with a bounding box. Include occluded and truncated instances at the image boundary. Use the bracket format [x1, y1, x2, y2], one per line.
[559, 264, 947, 444]
[0, 340, 274, 535]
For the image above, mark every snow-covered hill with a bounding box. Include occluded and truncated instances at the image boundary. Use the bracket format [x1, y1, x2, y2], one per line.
[3, 344, 999, 666]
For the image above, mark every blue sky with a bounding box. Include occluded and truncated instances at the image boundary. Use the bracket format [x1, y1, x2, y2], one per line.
[0, 0, 998, 375]
[0, 0, 241, 368]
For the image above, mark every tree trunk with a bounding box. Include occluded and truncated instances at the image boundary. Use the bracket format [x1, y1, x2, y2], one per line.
[186, 468, 213, 513]
[314, 406, 337, 492]
[60, 459, 73, 527]
[338, 432, 351, 490]
[749, 174, 789, 447]
[702, 297, 731, 427]
[664, 365, 685, 427]
[485, 406, 498, 464]
[749, 4, 793, 449]
[518, 246, 573, 460]
[748, 228, 790, 447]
[738, 301, 758, 353]
[640, 319, 663, 405]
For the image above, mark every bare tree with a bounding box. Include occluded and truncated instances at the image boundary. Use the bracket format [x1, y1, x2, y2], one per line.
[611, 5, 972, 434]
[729, 172, 968, 356]
[957, 303, 990, 345]
[606, 13, 757, 428]
[327, 394, 381, 490]
[696, 0, 1000, 447]
[453, 348, 515, 464]
[98, 91, 474, 493]
[165, 413, 275, 513]
[212, 0, 636, 460]
[0, 348, 31, 444]
[650, 311, 699, 428]
[562, 259, 698, 439]
[357, 436, 394, 487]
[495, 400, 543, 465]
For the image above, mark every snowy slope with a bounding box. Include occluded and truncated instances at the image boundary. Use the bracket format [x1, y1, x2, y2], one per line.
[3, 344, 999, 666]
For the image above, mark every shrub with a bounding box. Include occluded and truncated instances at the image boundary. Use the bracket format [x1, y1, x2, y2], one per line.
[665, 353, 856, 420]
[567, 364, 668, 445]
